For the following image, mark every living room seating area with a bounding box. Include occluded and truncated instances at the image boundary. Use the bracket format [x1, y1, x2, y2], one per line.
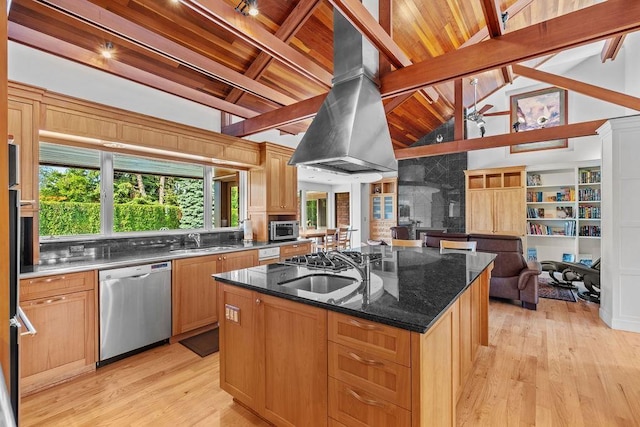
[424, 231, 542, 310]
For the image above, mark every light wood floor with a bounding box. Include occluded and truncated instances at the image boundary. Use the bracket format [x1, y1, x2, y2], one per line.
[21, 297, 640, 426]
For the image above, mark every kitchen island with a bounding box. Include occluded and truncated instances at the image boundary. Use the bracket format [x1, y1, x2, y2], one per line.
[213, 246, 495, 427]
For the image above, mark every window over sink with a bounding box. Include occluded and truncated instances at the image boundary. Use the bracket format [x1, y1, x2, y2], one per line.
[38, 142, 243, 238]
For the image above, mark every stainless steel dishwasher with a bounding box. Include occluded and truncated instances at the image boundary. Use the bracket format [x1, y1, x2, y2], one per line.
[98, 261, 172, 366]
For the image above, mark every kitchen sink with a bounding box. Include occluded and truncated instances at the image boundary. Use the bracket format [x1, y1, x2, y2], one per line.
[278, 274, 357, 294]
[169, 246, 235, 254]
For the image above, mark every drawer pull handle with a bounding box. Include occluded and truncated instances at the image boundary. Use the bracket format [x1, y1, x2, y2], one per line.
[347, 388, 384, 407]
[30, 276, 65, 284]
[36, 297, 65, 305]
[348, 319, 380, 331]
[348, 352, 383, 366]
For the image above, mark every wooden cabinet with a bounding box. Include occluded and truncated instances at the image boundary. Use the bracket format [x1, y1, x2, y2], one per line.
[173, 250, 258, 336]
[328, 312, 411, 426]
[369, 178, 397, 242]
[465, 166, 525, 236]
[219, 283, 328, 426]
[19, 271, 96, 395]
[8, 94, 40, 216]
[279, 242, 312, 260]
[249, 143, 298, 215]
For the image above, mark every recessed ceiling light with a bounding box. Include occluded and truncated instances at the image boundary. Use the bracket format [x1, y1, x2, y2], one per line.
[101, 41, 114, 59]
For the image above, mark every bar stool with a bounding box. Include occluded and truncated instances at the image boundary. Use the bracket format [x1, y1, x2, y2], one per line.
[316, 228, 337, 252]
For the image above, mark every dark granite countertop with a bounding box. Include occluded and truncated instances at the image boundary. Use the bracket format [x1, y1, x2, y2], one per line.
[20, 240, 312, 279]
[213, 246, 496, 333]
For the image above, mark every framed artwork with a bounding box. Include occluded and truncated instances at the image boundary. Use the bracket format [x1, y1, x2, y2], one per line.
[509, 87, 568, 153]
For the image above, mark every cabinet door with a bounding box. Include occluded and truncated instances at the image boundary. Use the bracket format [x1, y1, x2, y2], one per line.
[371, 196, 382, 220]
[172, 255, 221, 335]
[20, 290, 95, 394]
[218, 283, 259, 408]
[383, 195, 395, 220]
[220, 249, 258, 272]
[266, 152, 296, 213]
[8, 99, 38, 213]
[283, 158, 298, 213]
[259, 293, 328, 426]
[466, 190, 494, 234]
[494, 188, 524, 236]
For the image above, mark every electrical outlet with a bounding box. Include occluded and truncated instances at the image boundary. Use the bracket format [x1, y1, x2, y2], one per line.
[225, 304, 240, 324]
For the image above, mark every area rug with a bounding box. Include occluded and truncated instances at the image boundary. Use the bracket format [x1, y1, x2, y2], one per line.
[538, 279, 577, 302]
[180, 328, 219, 357]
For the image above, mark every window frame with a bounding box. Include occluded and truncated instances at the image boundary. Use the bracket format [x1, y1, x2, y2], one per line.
[39, 142, 246, 240]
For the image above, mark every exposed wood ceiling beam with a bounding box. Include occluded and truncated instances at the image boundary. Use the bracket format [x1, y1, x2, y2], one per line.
[454, 79, 464, 140]
[225, 0, 321, 104]
[8, 22, 260, 119]
[601, 34, 626, 63]
[222, 1, 640, 137]
[180, 0, 332, 88]
[222, 94, 326, 137]
[34, 0, 297, 107]
[460, 0, 533, 48]
[480, 0, 503, 38]
[501, 65, 514, 84]
[513, 64, 640, 111]
[382, 0, 640, 97]
[394, 120, 607, 159]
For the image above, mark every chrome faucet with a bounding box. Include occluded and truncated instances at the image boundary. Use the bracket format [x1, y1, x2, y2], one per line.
[188, 232, 201, 248]
[330, 251, 371, 284]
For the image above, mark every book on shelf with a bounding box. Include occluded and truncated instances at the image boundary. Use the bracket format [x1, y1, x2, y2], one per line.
[527, 248, 537, 261]
[578, 254, 593, 267]
[562, 253, 575, 262]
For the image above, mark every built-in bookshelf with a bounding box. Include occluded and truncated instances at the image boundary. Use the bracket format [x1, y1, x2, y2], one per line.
[525, 164, 601, 263]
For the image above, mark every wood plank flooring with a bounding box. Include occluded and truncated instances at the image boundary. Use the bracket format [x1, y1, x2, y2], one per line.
[21, 297, 640, 426]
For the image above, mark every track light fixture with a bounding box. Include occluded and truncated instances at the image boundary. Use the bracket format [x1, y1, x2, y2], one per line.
[235, 0, 258, 16]
[501, 12, 509, 30]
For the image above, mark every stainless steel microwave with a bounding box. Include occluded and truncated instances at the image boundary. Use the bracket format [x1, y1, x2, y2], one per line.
[269, 220, 300, 241]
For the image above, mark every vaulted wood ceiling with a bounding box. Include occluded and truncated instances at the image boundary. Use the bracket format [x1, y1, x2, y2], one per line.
[7, 0, 640, 150]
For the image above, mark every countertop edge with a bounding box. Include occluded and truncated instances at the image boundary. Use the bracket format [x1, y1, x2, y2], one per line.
[21, 239, 313, 279]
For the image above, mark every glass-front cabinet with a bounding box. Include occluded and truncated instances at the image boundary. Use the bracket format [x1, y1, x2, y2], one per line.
[369, 178, 397, 241]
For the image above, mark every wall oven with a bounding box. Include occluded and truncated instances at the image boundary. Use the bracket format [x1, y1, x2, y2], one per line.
[269, 220, 300, 241]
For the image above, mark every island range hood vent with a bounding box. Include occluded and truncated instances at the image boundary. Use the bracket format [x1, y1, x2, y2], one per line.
[288, 8, 397, 174]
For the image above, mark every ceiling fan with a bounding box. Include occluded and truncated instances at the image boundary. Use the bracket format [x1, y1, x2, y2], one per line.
[466, 78, 494, 137]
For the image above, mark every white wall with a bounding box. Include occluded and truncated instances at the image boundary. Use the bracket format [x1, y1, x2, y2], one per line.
[467, 43, 630, 170]
[9, 43, 223, 133]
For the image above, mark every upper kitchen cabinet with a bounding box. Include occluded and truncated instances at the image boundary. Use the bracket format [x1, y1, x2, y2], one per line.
[465, 166, 525, 236]
[8, 83, 44, 217]
[248, 143, 298, 215]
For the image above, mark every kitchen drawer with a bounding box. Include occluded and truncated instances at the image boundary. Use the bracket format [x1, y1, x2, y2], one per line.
[328, 342, 411, 410]
[328, 377, 410, 427]
[328, 312, 411, 367]
[20, 271, 96, 301]
[279, 242, 312, 259]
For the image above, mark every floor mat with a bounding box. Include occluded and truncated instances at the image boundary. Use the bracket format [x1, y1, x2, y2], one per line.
[179, 328, 219, 357]
[538, 280, 577, 302]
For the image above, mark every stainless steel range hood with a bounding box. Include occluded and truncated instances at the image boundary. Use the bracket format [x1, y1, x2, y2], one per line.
[288, 9, 397, 174]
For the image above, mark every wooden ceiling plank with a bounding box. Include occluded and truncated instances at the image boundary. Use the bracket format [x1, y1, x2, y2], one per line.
[394, 119, 607, 159]
[222, 94, 326, 136]
[601, 34, 626, 63]
[34, 0, 297, 106]
[513, 64, 640, 112]
[8, 22, 260, 119]
[180, 0, 332, 88]
[226, 0, 321, 104]
[381, 0, 640, 97]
